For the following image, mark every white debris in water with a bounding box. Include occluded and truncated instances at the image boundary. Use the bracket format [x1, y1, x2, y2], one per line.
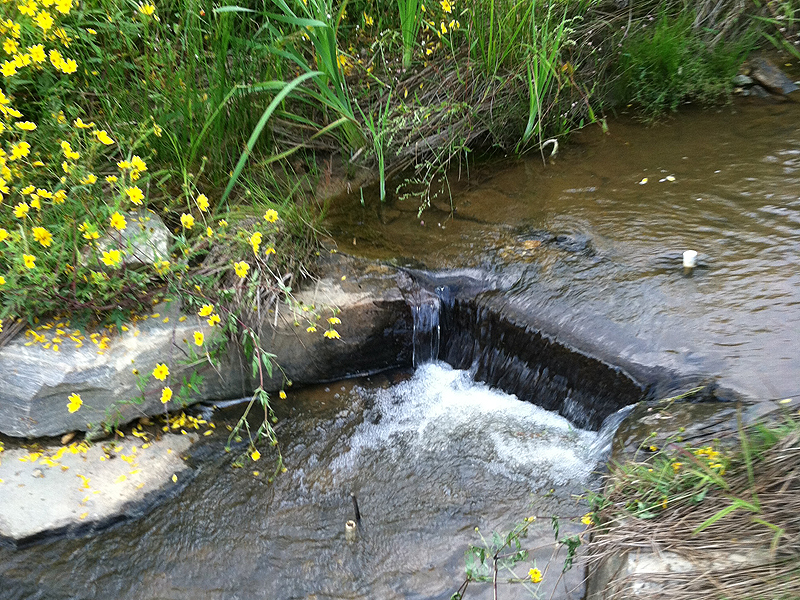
[332, 362, 608, 488]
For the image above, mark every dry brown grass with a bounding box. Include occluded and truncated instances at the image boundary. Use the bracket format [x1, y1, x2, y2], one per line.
[585, 417, 800, 600]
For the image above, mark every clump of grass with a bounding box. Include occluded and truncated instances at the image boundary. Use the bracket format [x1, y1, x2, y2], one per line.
[617, 9, 754, 120]
[585, 408, 800, 600]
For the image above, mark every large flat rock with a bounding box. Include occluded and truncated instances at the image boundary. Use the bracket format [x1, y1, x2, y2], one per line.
[0, 254, 412, 438]
[0, 431, 195, 545]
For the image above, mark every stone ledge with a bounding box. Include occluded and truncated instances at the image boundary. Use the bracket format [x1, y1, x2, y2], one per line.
[0, 254, 413, 438]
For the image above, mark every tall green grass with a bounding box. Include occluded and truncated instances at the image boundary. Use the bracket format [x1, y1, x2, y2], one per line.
[618, 10, 754, 119]
[397, 0, 422, 68]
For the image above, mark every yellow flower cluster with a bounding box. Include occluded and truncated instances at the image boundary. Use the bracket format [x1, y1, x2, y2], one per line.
[0, 1, 76, 79]
[693, 445, 725, 474]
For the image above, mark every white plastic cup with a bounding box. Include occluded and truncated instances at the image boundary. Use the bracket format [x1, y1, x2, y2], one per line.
[345, 520, 357, 542]
[683, 250, 698, 268]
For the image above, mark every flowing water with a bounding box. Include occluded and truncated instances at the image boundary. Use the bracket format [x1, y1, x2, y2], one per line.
[0, 364, 622, 600]
[328, 102, 800, 402]
[4, 101, 800, 598]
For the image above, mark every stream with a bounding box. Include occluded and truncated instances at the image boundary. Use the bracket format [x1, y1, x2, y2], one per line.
[3, 101, 799, 598]
[328, 102, 800, 402]
[0, 364, 622, 600]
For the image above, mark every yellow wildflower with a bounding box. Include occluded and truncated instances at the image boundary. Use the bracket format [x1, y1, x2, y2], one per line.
[328, 316, 341, 324]
[306, 325, 317, 333]
[15, 121, 36, 131]
[10, 141, 30, 160]
[198, 303, 214, 317]
[195, 193, 209, 212]
[441, 0, 452, 13]
[32, 226, 52, 247]
[101, 249, 122, 267]
[74, 117, 94, 129]
[18, 1, 37, 16]
[251, 449, 261, 461]
[35, 10, 55, 31]
[279, 390, 287, 399]
[67, 392, 82, 413]
[263, 208, 279, 223]
[55, 0, 73, 15]
[1, 60, 17, 77]
[160, 387, 173, 404]
[49, 49, 64, 69]
[13, 201, 29, 218]
[126, 186, 144, 205]
[323, 329, 341, 339]
[0, 228, 8, 242]
[138, 3, 156, 16]
[23, 254, 36, 269]
[233, 261, 249, 278]
[180, 213, 194, 229]
[193, 331, 204, 346]
[94, 130, 114, 145]
[529, 568, 542, 583]
[110, 212, 127, 231]
[131, 155, 147, 171]
[29, 44, 45, 63]
[249, 231, 262, 253]
[3, 38, 18, 55]
[59, 58, 77, 74]
[152, 363, 169, 381]
[80, 173, 98, 185]
[105, 175, 118, 183]
[264, 246, 276, 256]
[581, 513, 593, 526]
[207, 313, 221, 327]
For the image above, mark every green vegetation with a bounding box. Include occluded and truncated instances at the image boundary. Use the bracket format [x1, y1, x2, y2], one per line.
[1, 0, 796, 331]
[617, 10, 755, 120]
[451, 514, 586, 600]
[584, 407, 800, 600]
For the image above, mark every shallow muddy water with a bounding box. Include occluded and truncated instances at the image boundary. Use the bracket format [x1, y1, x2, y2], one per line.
[327, 101, 800, 401]
[0, 363, 619, 600]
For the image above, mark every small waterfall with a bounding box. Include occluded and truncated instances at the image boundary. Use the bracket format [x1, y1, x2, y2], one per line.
[398, 269, 646, 429]
[412, 295, 440, 367]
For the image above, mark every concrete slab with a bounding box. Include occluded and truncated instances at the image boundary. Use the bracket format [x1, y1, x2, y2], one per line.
[0, 430, 196, 545]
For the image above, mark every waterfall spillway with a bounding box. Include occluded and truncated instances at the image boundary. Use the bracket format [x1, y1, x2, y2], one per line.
[412, 295, 440, 367]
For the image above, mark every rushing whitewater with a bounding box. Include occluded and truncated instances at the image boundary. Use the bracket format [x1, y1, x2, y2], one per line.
[332, 362, 616, 489]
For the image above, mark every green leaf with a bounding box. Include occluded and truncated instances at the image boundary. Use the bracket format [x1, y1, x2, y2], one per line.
[220, 71, 323, 205]
[214, 5, 257, 14]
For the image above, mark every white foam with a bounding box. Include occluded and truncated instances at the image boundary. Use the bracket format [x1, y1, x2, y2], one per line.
[331, 362, 606, 487]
